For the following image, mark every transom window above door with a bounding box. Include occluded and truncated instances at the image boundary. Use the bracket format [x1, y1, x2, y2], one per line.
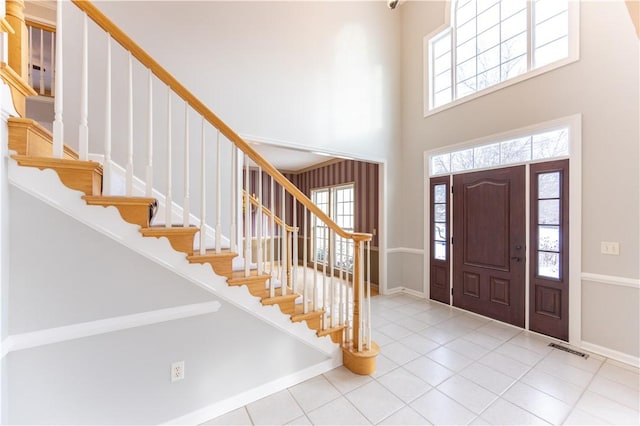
[426, 0, 579, 114]
[430, 125, 569, 176]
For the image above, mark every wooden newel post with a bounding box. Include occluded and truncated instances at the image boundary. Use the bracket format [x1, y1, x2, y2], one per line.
[352, 238, 362, 350]
[3, 0, 35, 116]
[5, 0, 26, 78]
[341, 232, 379, 375]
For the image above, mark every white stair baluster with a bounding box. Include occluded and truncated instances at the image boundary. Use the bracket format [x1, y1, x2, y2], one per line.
[230, 146, 237, 253]
[165, 88, 172, 228]
[257, 168, 263, 274]
[269, 177, 275, 297]
[215, 132, 222, 253]
[145, 69, 153, 197]
[280, 187, 287, 296]
[125, 52, 134, 194]
[303, 206, 308, 314]
[39, 28, 44, 94]
[330, 229, 335, 328]
[52, 0, 64, 158]
[182, 102, 190, 227]
[103, 33, 112, 195]
[50, 29, 55, 96]
[27, 25, 32, 87]
[78, 14, 88, 161]
[322, 225, 328, 330]
[312, 213, 318, 312]
[199, 120, 207, 256]
[244, 155, 250, 277]
[292, 198, 297, 295]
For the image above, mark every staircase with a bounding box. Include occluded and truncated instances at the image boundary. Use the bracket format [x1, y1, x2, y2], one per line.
[1, 0, 378, 380]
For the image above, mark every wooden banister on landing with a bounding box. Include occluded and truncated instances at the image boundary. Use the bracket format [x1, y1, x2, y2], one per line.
[243, 190, 297, 233]
[70, 0, 370, 244]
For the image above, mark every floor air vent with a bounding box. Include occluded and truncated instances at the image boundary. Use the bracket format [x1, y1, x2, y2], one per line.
[548, 343, 589, 359]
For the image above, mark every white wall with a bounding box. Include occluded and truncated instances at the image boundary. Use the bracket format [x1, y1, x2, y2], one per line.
[397, 1, 639, 359]
[6, 187, 330, 424]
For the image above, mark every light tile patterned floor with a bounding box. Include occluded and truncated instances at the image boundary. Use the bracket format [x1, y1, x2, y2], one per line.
[204, 293, 640, 425]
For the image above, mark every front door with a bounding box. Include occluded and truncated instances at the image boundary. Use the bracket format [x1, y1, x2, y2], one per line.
[453, 166, 526, 327]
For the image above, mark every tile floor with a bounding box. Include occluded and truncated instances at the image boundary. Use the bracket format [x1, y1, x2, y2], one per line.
[204, 293, 640, 425]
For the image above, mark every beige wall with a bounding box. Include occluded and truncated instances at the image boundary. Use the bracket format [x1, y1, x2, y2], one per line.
[397, 1, 639, 358]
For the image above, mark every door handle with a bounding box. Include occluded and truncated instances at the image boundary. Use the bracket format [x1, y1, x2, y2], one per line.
[510, 256, 522, 262]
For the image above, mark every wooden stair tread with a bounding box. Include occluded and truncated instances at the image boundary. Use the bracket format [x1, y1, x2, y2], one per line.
[12, 155, 103, 196]
[256, 289, 299, 302]
[140, 225, 198, 234]
[83, 195, 157, 205]
[187, 249, 237, 260]
[317, 325, 345, 337]
[291, 306, 324, 321]
[228, 270, 270, 284]
[12, 155, 103, 173]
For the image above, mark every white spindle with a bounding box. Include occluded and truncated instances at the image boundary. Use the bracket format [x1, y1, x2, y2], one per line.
[292, 199, 298, 295]
[303, 207, 308, 314]
[103, 34, 112, 195]
[145, 69, 153, 197]
[313, 214, 318, 311]
[280, 187, 287, 296]
[125, 52, 134, 194]
[78, 14, 89, 161]
[257, 168, 263, 273]
[50, 30, 55, 96]
[230, 146, 237, 253]
[215, 132, 222, 253]
[366, 240, 372, 349]
[182, 102, 190, 227]
[27, 25, 32, 87]
[339, 238, 345, 327]
[330, 229, 336, 328]
[199, 120, 207, 256]
[52, 0, 64, 158]
[165, 88, 172, 228]
[39, 28, 44, 95]
[269, 177, 275, 298]
[244, 155, 251, 277]
[322, 225, 328, 330]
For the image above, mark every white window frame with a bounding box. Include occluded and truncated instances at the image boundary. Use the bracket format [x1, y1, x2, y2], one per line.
[424, 0, 580, 117]
[311, 183, 356, 272]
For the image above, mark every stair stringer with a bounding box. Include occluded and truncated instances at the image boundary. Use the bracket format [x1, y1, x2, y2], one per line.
[7, 156, 341, 359]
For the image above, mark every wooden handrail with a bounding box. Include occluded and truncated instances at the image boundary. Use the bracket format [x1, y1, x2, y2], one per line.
[71, 0, 371, 243]
[243, 190, 297, 233]
[25, 19, 56, 33]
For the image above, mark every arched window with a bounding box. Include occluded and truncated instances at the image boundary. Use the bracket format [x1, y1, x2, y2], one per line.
[427, 0, 579, 112]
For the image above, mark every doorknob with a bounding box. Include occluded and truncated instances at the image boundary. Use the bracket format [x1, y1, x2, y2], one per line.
[515, 245, 523, 250]
[511, 256, 522, 262]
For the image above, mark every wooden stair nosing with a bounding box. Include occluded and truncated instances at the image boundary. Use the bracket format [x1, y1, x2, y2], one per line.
[140, 225, 199, 255]
[83, 196, 158, 228]
[12, 154, 103, 196]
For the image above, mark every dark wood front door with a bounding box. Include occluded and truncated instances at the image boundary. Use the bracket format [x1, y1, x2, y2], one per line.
[453, 166, 526, 327]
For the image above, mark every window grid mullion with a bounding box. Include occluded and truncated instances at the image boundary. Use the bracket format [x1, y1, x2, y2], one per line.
[527, 0, 534, 70]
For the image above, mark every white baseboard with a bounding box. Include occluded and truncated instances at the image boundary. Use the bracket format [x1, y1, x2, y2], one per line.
[581, 341, 640, 368]
[383, 286, 426, 299]
[5, 301, 221, 356]
[164, 357, 342, 425]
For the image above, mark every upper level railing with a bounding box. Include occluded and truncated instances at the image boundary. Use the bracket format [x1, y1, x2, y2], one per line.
[11, 0, 375, 354]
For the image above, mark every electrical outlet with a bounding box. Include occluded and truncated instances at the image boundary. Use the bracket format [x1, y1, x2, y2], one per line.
[600, 242, 620, 255]
[171, 361, 185, 382]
